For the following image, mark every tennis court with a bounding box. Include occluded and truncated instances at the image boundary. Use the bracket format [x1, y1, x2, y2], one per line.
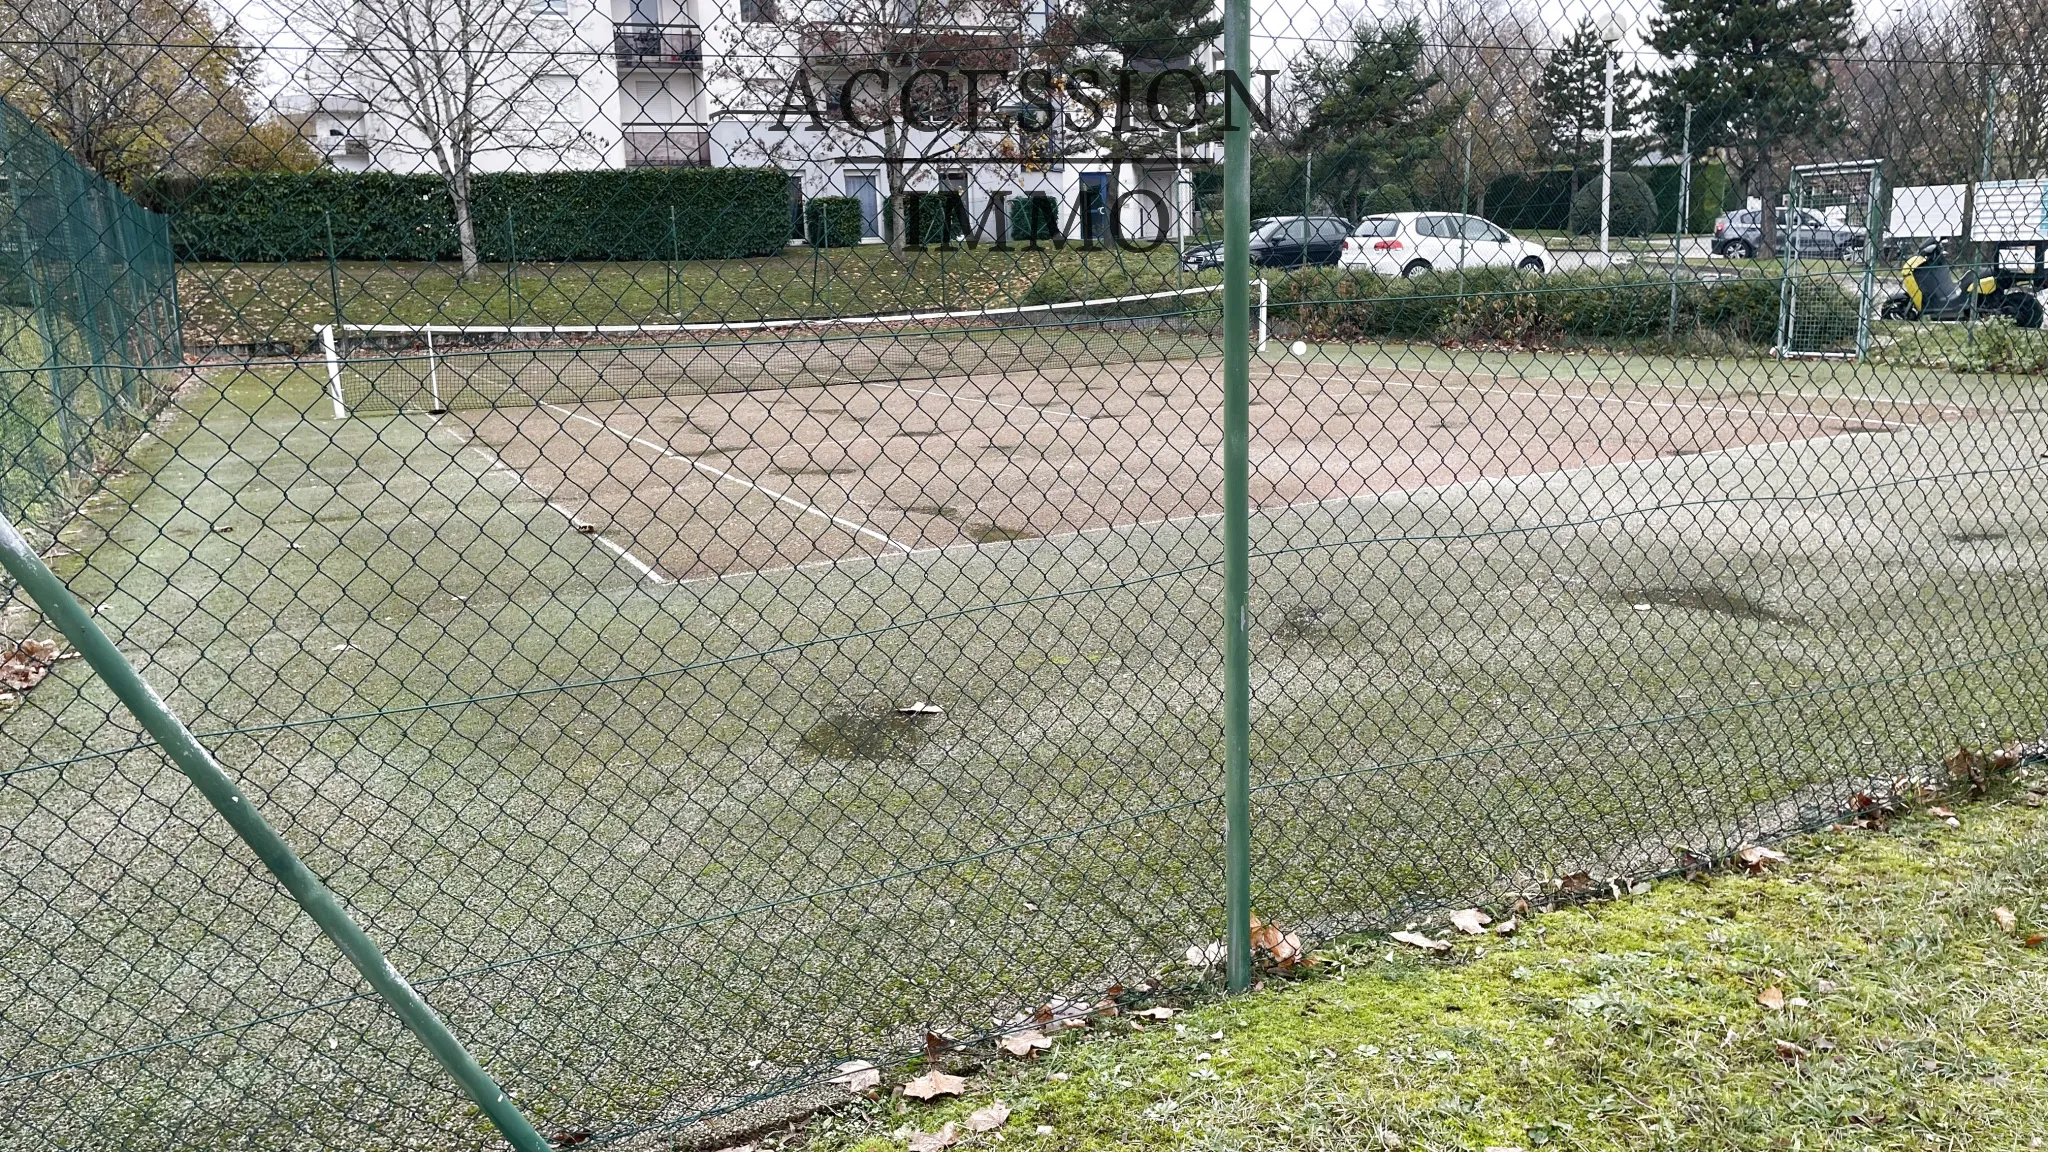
[431, 346, 1971, 581]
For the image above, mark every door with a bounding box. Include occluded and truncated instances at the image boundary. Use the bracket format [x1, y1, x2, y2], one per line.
[1307, 218, 1349, 265]
[1456, 215, 1510, 267]
[1413, 215, 1454, 267]
[845, 172, 880, 239]
[1079, 172, 1109, 244]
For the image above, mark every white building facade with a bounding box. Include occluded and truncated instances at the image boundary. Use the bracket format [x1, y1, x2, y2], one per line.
[302, 0, 1207, 244]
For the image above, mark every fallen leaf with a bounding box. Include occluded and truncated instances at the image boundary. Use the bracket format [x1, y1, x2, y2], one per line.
[965, 1101, 1010, 1133]
[924, 1031, 953, 1060]
[1737, 845, 1790, 874]
[1390, 930, 1451, 953]
[1994, 907, 2018, 933]
[2024, 933, 2046, 948]
[1132, 1006, 1175, 1020]
[1929, 805, 1957, 819]
[1494, 917, 1519, 937]
[1185, 941, 1225, 967]
[1558, 871, 1593, 894]
[1757, 986, 1786, 1010]
[1449, 908, 1492, 935]
[1774, 1038, 1809, 1061]
[906, 1121, 959, 1151]
[902, 1070, 966, 1101]
[549, 1131, 594, 1148]
[897, 701, 944, 716]
[2025, 792, 2045, 808]
[832, 1059, 881, 1094]
[1511, 897, 1532, 916]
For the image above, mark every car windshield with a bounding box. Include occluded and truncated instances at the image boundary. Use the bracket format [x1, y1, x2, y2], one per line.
[1355, 217, 1399, 237]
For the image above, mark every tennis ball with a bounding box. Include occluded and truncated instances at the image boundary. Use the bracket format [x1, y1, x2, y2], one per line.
[1290, 340, 1308, 357]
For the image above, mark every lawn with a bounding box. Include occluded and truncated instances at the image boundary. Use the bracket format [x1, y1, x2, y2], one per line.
[783, 774, 2048, 1152]
[175, 244, 1211, 348]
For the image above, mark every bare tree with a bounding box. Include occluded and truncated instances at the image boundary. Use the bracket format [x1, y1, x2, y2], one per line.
[730, 0, 1039, 249]
[304, 0, 594, 277]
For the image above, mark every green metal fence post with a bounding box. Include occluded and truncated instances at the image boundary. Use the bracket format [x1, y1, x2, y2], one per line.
[0, 512, 555, 1152]
[1220, 0, 1254, 995]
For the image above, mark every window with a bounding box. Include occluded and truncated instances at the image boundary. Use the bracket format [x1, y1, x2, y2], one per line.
[1459, 216, 1500, 241]
[328, 128, 344, 137]
[532, 0, 567, 14]
[741, 0, 776, 21]
[1417, 215, 1457, 239]
[1355, 217, 1398, 237]
[1311, 218, 1348, 244]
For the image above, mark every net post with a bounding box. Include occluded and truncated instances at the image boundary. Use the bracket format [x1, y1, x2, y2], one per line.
[0, 509, 554, 1152]
[1220, 0, 1255, 995]
[319, 324, 347, 420]
[427, 327, 443, 412]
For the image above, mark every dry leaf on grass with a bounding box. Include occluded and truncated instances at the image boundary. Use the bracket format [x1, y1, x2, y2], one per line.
[1390, 930, 1451, 953]
[2025, 792, 2045, 808]
[906, 1121, 959, 1151]
[1132, 1006, 1175, 1020]
[0, 638, 62, 693]
[997, 1029, 1052, 1058]
[1185, 941, 1225, 967]
[1494, 917, 1519, 936]
[1251, 917, 1307, 966]
[1994, 907, 2019, 933]
[1774, 1039, 1810, 1061]
[1449, 908, 1492, 935]
[966, 1102, 1010, 1133]
[1737, 845, 1789, 874]
[832, 1059, 881, 1094]
[2024, 933, 2046, 949]
[1757, 986, 1786, 1010]
[1558, 871, 1594, 894]
[902, 1071, 967, 1101]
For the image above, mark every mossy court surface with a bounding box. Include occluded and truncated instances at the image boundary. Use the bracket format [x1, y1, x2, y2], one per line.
[4, 338, 2047, 1147]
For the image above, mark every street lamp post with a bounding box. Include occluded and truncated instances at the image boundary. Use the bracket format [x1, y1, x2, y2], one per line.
[1599, 15, 1623, 258]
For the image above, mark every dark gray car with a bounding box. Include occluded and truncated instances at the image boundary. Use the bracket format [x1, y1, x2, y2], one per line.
[1712, 208, 1865, 260]
[1181, 215, 1353, 271]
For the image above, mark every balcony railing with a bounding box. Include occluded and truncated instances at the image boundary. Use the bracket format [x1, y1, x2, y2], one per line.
[614, 22, 703, 69]
[624, 125, 710, 167]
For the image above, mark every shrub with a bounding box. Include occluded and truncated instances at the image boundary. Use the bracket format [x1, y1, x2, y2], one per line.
[805, 196, 864, 247]
[1568, 172, 1660, 237]
[1484, 169, 1578, 231]
[1010, 194, 1058, 242]
[1270, 266, 1841, 350]
[132, 168, 796, 262]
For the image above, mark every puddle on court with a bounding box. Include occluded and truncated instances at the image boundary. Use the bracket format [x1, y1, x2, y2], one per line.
[898, 502, 963, 520]
[967, 523, 1040, 543]
[1947, 529, 2008, 544]
[1605, 585, 1804, 626]
[1273, 601, 1336, 642]
[799, 703, 940, 761]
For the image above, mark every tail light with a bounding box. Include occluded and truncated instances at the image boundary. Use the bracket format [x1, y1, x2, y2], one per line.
[1714, 218, 1726, 234]
[1342, 238, 1353, 251]
[1373, 239, 1403, 251]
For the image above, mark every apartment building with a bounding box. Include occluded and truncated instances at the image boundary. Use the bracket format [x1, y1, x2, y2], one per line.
[298, 0, 1203, 242]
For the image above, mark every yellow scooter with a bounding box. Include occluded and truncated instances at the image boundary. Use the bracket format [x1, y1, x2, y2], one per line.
[1879, 240, 2044, 328]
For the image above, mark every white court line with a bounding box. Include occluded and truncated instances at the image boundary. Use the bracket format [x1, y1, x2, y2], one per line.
[1271, 366, 1928, 428]
[542, 401, 916, 553]
[450, 436, 670, 585]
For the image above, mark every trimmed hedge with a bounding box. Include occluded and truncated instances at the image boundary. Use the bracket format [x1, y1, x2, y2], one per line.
[1270, 267, 1854, 350]
[132, 168, 796, 262]
[1568, 172, 1660, 237]
[1010, 194, 1058, 242]
[805, 196, 864, 247]
[1639, 161, 1735, 234]
[1485, 169, 1578, 231]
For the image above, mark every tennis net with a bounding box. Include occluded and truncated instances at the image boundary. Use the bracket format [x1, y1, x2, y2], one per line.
[320, 284, 1237, 418]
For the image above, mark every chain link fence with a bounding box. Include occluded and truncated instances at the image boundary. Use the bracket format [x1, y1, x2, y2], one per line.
[3, 0, 2048, 1147]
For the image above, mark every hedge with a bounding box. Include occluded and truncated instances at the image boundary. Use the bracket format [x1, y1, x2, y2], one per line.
[1269, 266, 1853, 350]
[1010, 194, 1058, 242]
[1639, 161, 1735, 234]
[132, 168, 797, 262]
[1485, 169, 1578, 231]
[1568, 172, 1660, 237]
[805, 196, 864, 247]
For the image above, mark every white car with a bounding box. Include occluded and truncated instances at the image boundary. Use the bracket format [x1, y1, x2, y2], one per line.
[1338, 212, 1551, 277]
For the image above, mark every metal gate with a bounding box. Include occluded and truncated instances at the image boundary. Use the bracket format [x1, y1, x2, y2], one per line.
[1779, 160, 1886, 360]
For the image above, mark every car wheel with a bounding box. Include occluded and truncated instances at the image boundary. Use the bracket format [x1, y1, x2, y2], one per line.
[1727, 239, 1756, 259]
[1401, 260, 1433, 278]
[2007, 293, 2044, 329]
[1878, 295, 1911, 321]
[1517, 256, 1545, 275]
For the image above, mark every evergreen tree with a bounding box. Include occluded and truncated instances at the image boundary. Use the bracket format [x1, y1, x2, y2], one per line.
[1073, 0, 1222, 67]
[1533, 20, 1641, 199]
[1292, 20, 1466, 221]
[1647, 0, 1857, 255]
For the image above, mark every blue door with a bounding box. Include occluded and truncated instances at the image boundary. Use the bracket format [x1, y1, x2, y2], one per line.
[846, 173, 880, 239]
[1079, 172, 1109, 244]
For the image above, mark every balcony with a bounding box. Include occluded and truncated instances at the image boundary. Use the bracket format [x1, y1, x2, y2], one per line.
[614, 22, 703, 69]
[624, 125, 710, 167]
